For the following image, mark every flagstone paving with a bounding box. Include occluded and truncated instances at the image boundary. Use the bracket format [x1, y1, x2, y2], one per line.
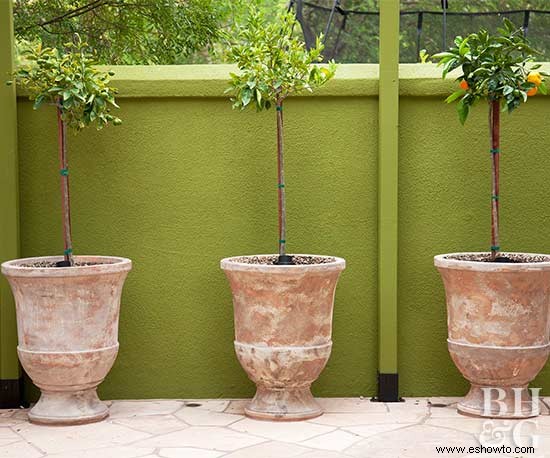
[0, 397, 549, 457]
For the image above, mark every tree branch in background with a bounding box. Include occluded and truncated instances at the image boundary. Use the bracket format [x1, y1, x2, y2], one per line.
[29, 0, 108, 30]
[14, 0, 222, 65]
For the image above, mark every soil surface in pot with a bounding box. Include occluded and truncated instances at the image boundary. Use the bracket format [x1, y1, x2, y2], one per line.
[20, 261, 104, 268]
[231, 255, 336, 265]
[443, 253, 550, 263]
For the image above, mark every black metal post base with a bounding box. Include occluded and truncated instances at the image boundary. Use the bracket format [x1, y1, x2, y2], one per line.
[0, 378, 23, 409]
[371, 373, 403, 403]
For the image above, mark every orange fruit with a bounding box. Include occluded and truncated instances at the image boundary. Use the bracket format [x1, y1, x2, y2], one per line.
[527, 86, 538, 97]
[459, 80, 469, 90]
[527, 72, 542, 87]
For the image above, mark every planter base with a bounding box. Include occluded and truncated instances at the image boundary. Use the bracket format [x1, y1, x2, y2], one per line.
[245, 386, 322, 421]
[28, 388, 108, 426]
[458, 384, 540, 419]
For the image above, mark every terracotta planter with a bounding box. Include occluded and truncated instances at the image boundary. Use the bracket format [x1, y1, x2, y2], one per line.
[221, 254, 345, 421]
[1, 255, 132, 425]
[435, 252, 550, 418]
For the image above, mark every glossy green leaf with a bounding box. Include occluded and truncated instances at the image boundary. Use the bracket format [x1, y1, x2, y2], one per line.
[445, 90, 466, 104]
[12, 36, 121, 132]
[457, 99, 469, 125]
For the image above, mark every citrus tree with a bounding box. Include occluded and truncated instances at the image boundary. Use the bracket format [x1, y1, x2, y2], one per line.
[226, 9, 336, 265]
[11, 37, 121, 266]
[434, 19, 547, 261]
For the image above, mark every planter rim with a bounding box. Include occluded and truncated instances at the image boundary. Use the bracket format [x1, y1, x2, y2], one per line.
[220, 254, 345, 273]
[1, 255, 132, 278]
[434, 252, 550, 271]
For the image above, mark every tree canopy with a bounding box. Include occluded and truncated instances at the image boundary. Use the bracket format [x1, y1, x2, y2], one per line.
[226, 9, 336, 111]
[13, 0, 289, 65]
[14, 0, 221, 65]
[434, 18, 547, 124]
[12, 37, 121, 131]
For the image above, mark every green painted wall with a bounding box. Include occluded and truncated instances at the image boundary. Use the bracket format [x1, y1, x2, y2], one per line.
[17, 65, 379, 399]
[0, 0, 21, 382]
[15, 63, 550, 399]
[398, 64, 550, 396]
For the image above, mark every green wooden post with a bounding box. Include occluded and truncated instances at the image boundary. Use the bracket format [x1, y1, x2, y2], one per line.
[376, 0, 400, 402]
[0, 0, 22, 407]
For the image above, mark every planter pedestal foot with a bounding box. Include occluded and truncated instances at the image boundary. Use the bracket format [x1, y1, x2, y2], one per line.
[245, 386, 322, 421]
[29, 388, 108, 426]
[458, 384, 539, 419]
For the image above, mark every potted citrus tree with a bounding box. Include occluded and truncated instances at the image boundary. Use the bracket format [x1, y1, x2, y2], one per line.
[434, 19, 550, 419]
[1, 38, 131, 425]
[220, 9, 345, 421]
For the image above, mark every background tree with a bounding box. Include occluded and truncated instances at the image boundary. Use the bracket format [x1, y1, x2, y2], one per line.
[13, 0, 292, 65]
[16, 1, 550, 64]
[401, 1, 550, 11]
[401, 0, 550, 62]
[293, 0, 550, 63]
[226, 9, 336, 265]
[11, 38, 121, 266]
[14, 0, 221, 65]
[434, 19, 547, 261]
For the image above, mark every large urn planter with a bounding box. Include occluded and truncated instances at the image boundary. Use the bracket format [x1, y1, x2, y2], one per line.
[1, 255, 132, 426]
[435, 252, 550, 419]
[221, 254, 345, 421]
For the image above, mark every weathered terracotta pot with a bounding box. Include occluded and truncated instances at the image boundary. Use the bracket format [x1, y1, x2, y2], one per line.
[1, 255, 132, 425]
[221, 254, 345, 421]
[435, 252, 550, 419]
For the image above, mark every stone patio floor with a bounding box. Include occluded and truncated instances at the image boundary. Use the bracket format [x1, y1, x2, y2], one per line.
[1, 397, 549, 458]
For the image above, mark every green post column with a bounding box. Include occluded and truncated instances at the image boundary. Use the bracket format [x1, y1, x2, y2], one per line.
[0, 0, 22, 407]
[376, 0, 400, 401]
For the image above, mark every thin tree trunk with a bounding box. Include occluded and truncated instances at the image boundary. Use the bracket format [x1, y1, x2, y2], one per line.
[57, 104, 74, 266]
[490, 99, 500, 261]
[276, 99, 287, 260]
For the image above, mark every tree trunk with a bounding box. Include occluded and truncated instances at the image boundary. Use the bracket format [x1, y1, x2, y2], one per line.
[490, 99, 500, 261]
[276, 99, 288, 262]
[57, 105, 74, 266]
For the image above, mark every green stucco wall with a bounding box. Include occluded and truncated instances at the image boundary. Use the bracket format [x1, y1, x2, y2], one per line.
[14, 63, 550, 399]
[17, 65, 379, 400]
[0, 0, 20, 383]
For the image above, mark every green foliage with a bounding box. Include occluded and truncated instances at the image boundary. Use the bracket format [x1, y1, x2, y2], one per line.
[14, 0, 550, 65]
[399, 0, 550, 62]
[226, 9, 336, 111]
[12, 37, 121, 131]
[14, 0, 220, 65]
[434, 19, 547, 124]
[419, 49, 430, 64]
[216, 0, 288, 26]
[401, 0, 550, 12]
